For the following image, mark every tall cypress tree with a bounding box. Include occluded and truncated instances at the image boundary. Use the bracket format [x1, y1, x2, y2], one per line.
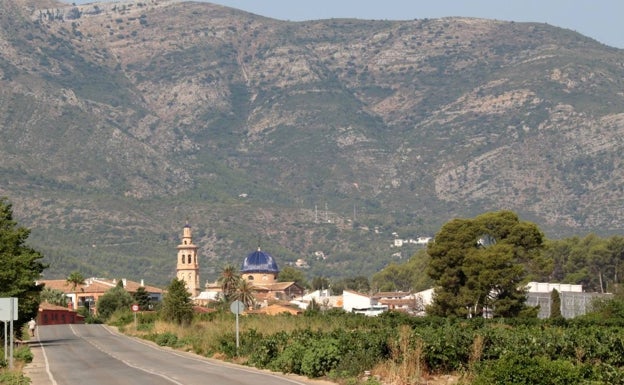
[550, 288, 563, 319]
[0, 198, 46, 330]
[161, 278, 193, 325]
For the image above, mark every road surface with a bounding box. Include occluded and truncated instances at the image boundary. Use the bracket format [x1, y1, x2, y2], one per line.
[24, 324, 324, 385]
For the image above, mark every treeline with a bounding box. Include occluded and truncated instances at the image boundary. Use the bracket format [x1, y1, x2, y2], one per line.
[543, 234, 624, 293]
[371, 233, 624, 296]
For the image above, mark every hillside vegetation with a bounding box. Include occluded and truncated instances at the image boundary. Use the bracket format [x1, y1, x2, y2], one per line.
[1, 0, 624, 285]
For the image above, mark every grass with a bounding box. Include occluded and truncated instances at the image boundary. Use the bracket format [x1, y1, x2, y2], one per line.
[126, 311, 350, 354]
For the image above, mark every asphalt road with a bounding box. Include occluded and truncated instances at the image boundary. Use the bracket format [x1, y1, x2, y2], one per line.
[24, 324, 322, 385]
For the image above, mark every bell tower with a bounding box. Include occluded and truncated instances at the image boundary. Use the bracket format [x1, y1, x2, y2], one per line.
[176, 222, 200, 297]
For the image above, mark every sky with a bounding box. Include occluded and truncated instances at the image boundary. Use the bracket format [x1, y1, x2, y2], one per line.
[68, 1, 624, 49]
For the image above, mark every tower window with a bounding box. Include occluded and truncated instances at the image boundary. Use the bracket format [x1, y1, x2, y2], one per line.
[188, 255, 191, 264]
[181, 256, 185, 264]
[248, 275, 254, 281]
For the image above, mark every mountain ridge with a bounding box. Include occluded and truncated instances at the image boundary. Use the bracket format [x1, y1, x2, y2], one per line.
[1, 0, 624, 286]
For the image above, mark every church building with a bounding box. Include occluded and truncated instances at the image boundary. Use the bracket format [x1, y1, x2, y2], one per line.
[176, 222, 200, 297]
[239, 247, 305, 302]
[195, 246, 305, 306]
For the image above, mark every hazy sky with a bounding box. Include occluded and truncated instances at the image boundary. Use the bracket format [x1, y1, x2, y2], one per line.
[68, 1, 624, 49]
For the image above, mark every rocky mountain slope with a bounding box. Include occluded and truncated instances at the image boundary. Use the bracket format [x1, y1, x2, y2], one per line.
[2, 0, 624, 286]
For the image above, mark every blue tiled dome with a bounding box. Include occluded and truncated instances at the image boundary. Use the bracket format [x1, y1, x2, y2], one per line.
[241, 248, 279, 274]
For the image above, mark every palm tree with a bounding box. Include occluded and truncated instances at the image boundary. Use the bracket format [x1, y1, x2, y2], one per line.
[66, 271, 85, 309]
[232, 279, 256, 310]
[40, 287, 68, 307]
[218, 264, 240, 301]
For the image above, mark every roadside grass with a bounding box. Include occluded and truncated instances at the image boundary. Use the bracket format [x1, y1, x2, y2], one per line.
[1, 326, 34, 385]
[123, 310, 350, 357]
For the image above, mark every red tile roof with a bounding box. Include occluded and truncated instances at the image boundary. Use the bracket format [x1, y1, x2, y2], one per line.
[38, 278, 163, 294]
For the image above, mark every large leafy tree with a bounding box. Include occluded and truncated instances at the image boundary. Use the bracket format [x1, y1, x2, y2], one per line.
[0, 198, 46, 329]
[278, 266, 308, 288]
[372, 249, 432, 292]
[97, 282, 134, 320]
[427, 211, 544, 318]
[545, 234, 624, 292]
[161, 278, 193, 325]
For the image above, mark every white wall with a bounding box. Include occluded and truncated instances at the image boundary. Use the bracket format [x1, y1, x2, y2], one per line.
[342, 290, 373, 312]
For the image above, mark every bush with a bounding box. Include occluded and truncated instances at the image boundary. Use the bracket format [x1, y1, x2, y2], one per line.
[154, 332, 179, 347]
[14, 346, 33, 363]
[269, 342, 307, 374]
[247, 331, 289, 368]
[300, 338, 341, 377]
[0, 372, 29, 385]
[472, 353, 580, 385]
[582, 362, 624, 384]
[331, 329, 390, 377]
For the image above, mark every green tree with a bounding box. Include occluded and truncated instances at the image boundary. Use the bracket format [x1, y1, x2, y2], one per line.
[97, 283, 133, 320]
[547, 234, 624, 292]
[40, 287, 68, 307]
[161, 278, 193, 325]
[0, 198, 46, 330]
[232, 279, 256, 309]
[133, 286, 152, 310]
[339, 276, 371, 293]
[66, 271, 85, 308]
[311, 276, 330, 291]
[278, 266, 308, 288]
[427, 211, 544, 318]
[218, 264, 240, 301]
[372, 249, 433, 292]
[550, 289, 562, 319]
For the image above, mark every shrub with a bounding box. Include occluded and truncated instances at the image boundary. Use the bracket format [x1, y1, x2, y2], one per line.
[0, 372, 29, 385]
[472, 353, 580, 385]
[331, 329, 390, 377]
[14, 346, 33, 363]
[247, 331, 289, 368]
[154, 332, 179, 347]
[269, 342, 307, 374]
[582, 362, 624, 384]
[300, 338, 341, 377]
[216, 332, 239, 358]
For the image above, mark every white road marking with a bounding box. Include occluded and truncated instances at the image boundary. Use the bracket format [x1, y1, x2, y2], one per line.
[35, 334, 58, 385]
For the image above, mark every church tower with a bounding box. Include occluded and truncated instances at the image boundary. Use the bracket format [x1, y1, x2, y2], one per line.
[176, 222, 200, 297]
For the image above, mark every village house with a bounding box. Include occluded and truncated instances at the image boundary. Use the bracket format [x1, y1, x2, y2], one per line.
[37, 277, 163, 313]
[37, 302, 85, 325]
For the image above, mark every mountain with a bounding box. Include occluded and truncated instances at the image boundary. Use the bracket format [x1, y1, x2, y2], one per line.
[2, 0, 624, 287]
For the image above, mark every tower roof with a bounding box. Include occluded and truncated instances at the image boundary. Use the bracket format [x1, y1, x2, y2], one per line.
[240, 248, 279, 274]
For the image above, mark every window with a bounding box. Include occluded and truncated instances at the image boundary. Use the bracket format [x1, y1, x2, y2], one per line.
[248, 275, 254, 281]
[188, 255, 191, 264]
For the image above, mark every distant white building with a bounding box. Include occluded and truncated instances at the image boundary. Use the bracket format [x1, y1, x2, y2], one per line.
[290, 289, 341, 310]
[340, 290, 387, 316]
[392, 236, 433, 248]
